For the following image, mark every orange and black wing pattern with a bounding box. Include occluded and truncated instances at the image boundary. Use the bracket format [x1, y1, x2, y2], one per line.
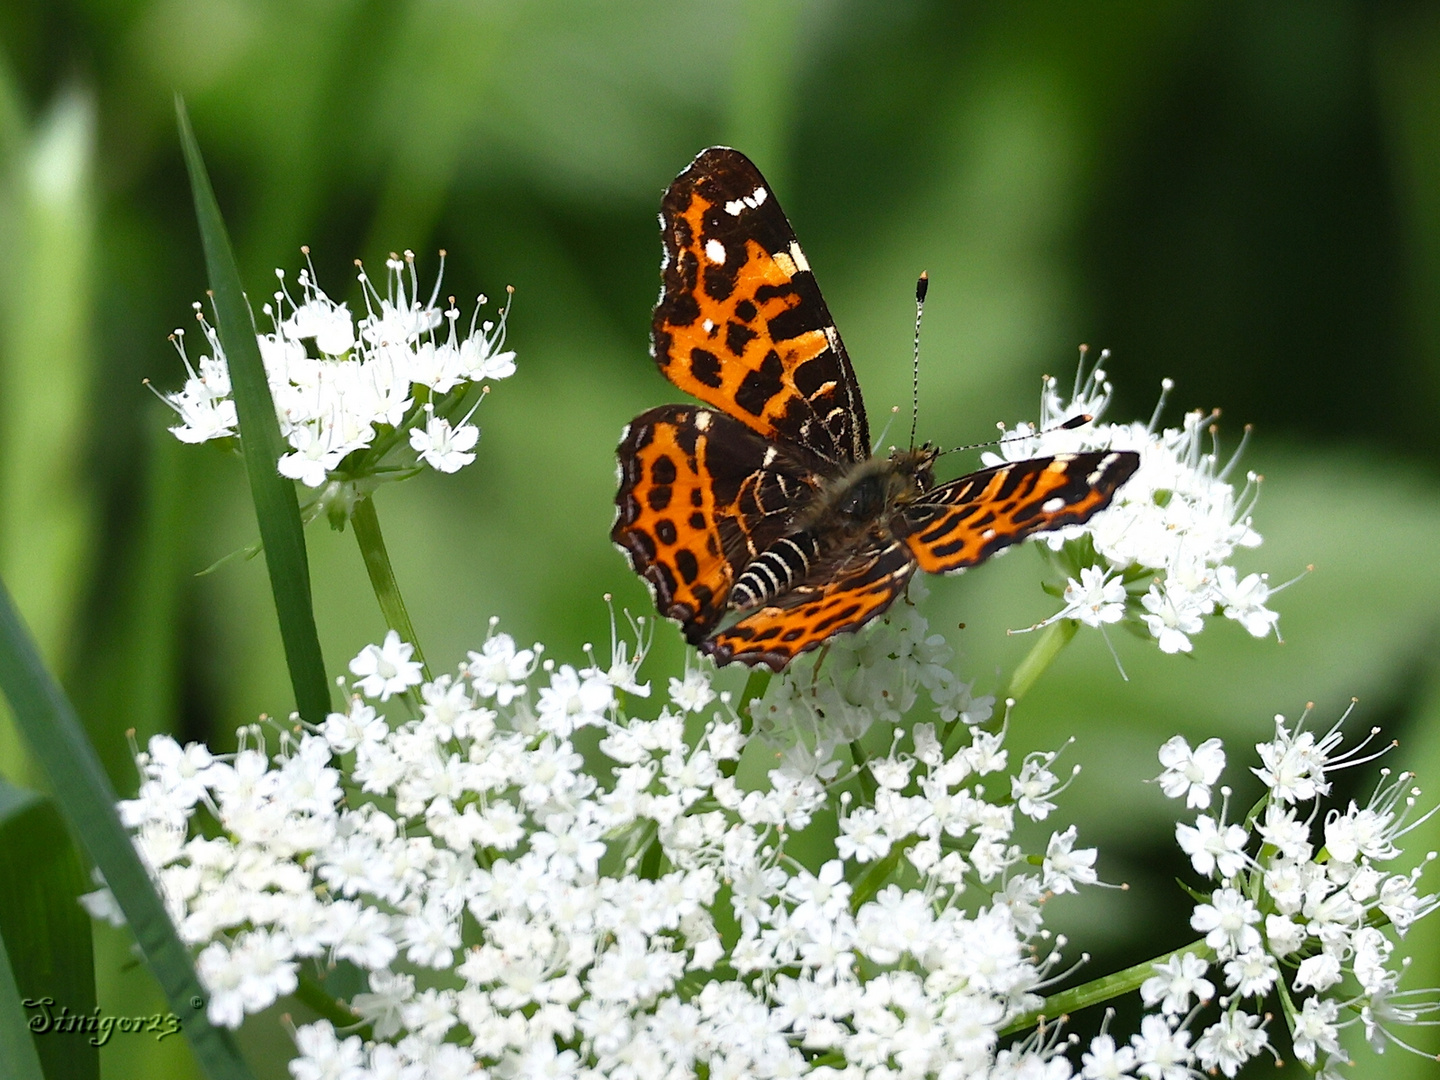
[652, 147, 868, 466]
[900, 451, 1140, 574]
[613, 404, 822, 645]
[701, 539, 915, 671]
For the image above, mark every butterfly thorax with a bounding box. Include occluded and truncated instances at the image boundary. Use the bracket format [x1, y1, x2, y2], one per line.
[728, 445, 939, 612]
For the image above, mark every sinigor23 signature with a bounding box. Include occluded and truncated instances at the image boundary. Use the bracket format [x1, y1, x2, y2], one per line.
[23, 997, 182, 1046]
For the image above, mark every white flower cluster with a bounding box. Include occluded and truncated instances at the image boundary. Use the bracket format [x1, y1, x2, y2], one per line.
[748, 579, 998, 771]
[1100, 710, 1440, 1078]
[101, 607, 1105, 1079]
[990, 357, 1282, 655]
[160, 250, 515, 487]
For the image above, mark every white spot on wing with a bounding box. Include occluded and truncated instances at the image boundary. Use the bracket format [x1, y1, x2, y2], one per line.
[696, 411, 712, 431]
[773, 251, 797, 277]
[788, 242, 809, 272]
[762, 446, 777, 466]
[1042, 496, 1066, 513]
[982, 528, 997, 541]
[1087, 453, 1121, 485]
[704, 239, 726, 264]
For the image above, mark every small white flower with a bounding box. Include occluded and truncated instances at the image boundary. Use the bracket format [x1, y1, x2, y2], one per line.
[1212, 566, 1279, 638]
[348, 631, 424, 701]
[1082, 1033, 1137, 1079]
[1193, 1009, 1268, 1078]
[1130, 1014, 1193, 1080]
[1061, 565, 1127, 627]
[1043, 825, 1098, 894]
[1175, 814, 1249, 879]
[668, 667, 716, 714]
[1156, 736, 1225, 809]
[1263, 913, 1305, 957]
[1294, 952, 1344, 993]
[1252, 713, 1336, 803]
[466, 630, 536, 705]
[1140, 582, 1208, 654]
[1190, 887, 1261, 957]
[536, 665, 613, 736]
[1140, 952, 1214, 1015]
[409, 410, 479, 473]
[1222, 948, 1278, 998]
[1291, 994, 1343, 1064]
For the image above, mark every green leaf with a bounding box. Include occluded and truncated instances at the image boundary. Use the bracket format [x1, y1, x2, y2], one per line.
[0, 578, 254, 1080]
[174, 96, 331, 726]
[0, 781, 96, 1080]
[0, 917, 45, 1080]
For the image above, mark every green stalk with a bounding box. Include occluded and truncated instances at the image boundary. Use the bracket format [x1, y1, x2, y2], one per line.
[721, 669, 771, 779]
[849, 839, 916, 913]
[351, 495, 430, 680]
[999, 938, 1214, 1036]
[293, 972, 370, 1039]
[1004, 618, 1079, 707]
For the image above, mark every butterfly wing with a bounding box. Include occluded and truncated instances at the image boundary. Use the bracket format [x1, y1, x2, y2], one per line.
[613, 404, 824, 644]
[900, 451, 1140, 573]
[701, 538, 915, 670]
[652, 146, 869, 466]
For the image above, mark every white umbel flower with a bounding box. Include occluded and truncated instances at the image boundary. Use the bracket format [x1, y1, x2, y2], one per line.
[986, 356, 1284, 655]
[159, 249, 514, 489]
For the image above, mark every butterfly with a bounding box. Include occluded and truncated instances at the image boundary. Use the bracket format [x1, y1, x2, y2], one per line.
[612, 147, 1140, 671]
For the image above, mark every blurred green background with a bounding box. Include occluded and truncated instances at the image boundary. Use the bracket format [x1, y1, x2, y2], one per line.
[2, 1, 1440, 1076]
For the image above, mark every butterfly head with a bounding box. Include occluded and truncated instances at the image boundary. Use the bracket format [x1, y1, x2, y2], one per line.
[887, 441, 939, 497]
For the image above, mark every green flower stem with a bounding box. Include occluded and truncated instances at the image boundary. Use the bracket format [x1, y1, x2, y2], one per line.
[1004, 618, 1079, 707]
[850, 739, 878, 804]
[351, 495, 431, 681]
[999, 938, 1214, 1036]
[293, 972, 371, 1039]
[737, 669, 770, 736]
[721, 668, 771, 778]
[849, 839, 916, 913]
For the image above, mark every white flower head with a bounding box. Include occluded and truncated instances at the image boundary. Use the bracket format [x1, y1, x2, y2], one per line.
[349, 631, 425, 701]
[987, 356, 1283, 657]
[160, 250, 514, 491]
[1156, 735, 1226, 809]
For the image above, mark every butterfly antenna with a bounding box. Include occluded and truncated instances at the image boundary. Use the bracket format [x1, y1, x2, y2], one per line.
[941, 413, 1093, 457]
[909, 271, 927, 451]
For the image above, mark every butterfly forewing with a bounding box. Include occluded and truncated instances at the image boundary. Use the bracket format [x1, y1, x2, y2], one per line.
[900, 451, 1140, 574]
[652, 147, 869, 466]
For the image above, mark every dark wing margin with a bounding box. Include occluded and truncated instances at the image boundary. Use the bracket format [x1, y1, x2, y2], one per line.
[652, 146, 869, 465]
[700, 538, 915, 670]
[613, 405, 819, 644]
[900, 450, 1140, 573]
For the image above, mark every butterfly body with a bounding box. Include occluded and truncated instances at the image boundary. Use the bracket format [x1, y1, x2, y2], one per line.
[614, 148, 1140, 670]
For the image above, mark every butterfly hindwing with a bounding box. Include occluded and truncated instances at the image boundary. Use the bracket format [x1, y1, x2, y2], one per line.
[701, 539, 915, 671]
[900, 451, 1140, 574]
[613, 404, 822, 644]
[652, 147, 869, 465]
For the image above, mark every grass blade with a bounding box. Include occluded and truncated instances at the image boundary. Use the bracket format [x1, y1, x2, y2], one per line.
[0, 780, 97, 1080]
[0, 925, 45, 1080]
[0, 579, 254, 1080]
[174, 96, 331, 725]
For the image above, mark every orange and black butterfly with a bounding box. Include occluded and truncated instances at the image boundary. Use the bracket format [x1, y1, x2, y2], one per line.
[613, 147, 1139, 671]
